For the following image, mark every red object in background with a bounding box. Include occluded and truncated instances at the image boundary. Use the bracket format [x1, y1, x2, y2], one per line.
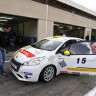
[91, 42, 96, 53]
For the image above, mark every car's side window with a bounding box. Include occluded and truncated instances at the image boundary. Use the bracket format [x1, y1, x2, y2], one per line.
[69, 42, 91, 55]
[65, 40, 77, 47]
[57, 40, 77, 54]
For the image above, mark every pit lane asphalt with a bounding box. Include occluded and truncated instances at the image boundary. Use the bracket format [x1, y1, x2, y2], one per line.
[1, 51, 96, 96]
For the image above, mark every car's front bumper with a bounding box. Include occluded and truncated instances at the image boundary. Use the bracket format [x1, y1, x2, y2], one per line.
[11, 64, 42, 82]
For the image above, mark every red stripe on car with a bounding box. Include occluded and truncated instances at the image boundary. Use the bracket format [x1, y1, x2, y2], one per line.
[18, 49, 35, 58]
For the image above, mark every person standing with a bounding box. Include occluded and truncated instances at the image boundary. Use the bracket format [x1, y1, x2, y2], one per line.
[0, 25, 10, 76]
[85, 34, 89, 41]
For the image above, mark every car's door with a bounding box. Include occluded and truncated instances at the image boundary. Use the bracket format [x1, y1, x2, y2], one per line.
[57, 40, 78, 73]
[58, 41, 96, 75]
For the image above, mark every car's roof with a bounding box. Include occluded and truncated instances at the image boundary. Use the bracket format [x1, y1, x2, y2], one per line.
[45, 36, 83, 42]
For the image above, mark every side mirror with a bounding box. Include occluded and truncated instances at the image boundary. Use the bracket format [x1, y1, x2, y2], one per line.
[63, 50, 71, 56]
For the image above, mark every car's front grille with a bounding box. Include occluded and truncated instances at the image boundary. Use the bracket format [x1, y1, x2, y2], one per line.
[11, 58, 22, 72]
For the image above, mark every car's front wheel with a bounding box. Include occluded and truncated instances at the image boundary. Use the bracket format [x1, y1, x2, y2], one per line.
[39, 65, 55, 83]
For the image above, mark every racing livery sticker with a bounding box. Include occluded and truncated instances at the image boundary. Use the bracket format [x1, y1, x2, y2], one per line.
[59, 60, 67, 68]
[60, 71, 68, 74]
[24, 72, 33, 76]
[48, 56, 54, 63]
[18, 49, 35, 58]
[24, 72, 33, 78]
[35, 50, 42, 55]
[71, 72, 80, 75]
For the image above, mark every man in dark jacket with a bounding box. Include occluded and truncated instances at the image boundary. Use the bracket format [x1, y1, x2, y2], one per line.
[0, 25, 10, 76]
[85, 34, 89, 41]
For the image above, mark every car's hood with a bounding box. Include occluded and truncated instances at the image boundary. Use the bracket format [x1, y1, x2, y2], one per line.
[13, 45, 49, 64]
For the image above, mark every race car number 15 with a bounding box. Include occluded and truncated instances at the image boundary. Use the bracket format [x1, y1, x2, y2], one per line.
[77, 58, 86, 64]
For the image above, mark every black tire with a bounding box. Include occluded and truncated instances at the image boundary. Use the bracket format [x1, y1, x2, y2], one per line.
[39, 65, 55, 83]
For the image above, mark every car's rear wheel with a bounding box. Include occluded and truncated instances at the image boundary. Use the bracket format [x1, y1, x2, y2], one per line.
[39, 65, 55, 83]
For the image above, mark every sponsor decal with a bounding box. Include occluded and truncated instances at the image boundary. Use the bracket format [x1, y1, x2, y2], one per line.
[24, 72, 33, 78]
[59, 60, 67, 68]
[24, 72, 33, 76]
[48, 56, 54, 63]
[35, 50, 41, 55]
[72, 72, 80, 75]
[18, 49, 35, 58]
[60, 71, 68, 74]
[16, 55, 18, 58]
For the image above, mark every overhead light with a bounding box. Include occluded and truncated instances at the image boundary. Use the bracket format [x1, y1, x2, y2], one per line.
[0, 19, 8, 21]
[0, 17, 13, 20]
[5, 17, 13, 20]
[58, 26, 63, 29]
[67, 26, 70, 27]
[54, 24, 59, 26]
[69, 26, 72, 29]
[78, 28, 82, 29]
[0, 17, 6, 19]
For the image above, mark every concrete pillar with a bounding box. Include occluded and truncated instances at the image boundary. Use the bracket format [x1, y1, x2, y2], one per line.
[37, 19, 54, 41]
[84, 28, 92, 40]
[47, 21, 54, 37]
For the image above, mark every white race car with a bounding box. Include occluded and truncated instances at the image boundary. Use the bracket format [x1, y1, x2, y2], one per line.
[11, 36, 96, 82]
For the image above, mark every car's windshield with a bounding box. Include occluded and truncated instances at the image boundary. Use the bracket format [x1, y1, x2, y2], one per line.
[32, 39, 62, 51]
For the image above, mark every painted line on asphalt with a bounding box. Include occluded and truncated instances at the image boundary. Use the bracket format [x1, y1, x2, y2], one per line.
[84, 87, 96, 96]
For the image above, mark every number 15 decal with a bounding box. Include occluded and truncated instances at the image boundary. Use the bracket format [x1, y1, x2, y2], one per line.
[77, 58, 86, 64]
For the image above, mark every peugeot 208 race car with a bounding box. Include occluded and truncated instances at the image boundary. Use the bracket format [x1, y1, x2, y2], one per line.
[11, 36, 84, 82]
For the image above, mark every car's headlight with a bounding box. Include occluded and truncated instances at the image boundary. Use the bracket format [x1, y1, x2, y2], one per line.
[23, 56, 45, 66]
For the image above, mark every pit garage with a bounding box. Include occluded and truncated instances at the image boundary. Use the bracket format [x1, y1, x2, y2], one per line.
[91, 29, 96, 41]
[54, 22, 84, 39]
[0, 13, 38, 47]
